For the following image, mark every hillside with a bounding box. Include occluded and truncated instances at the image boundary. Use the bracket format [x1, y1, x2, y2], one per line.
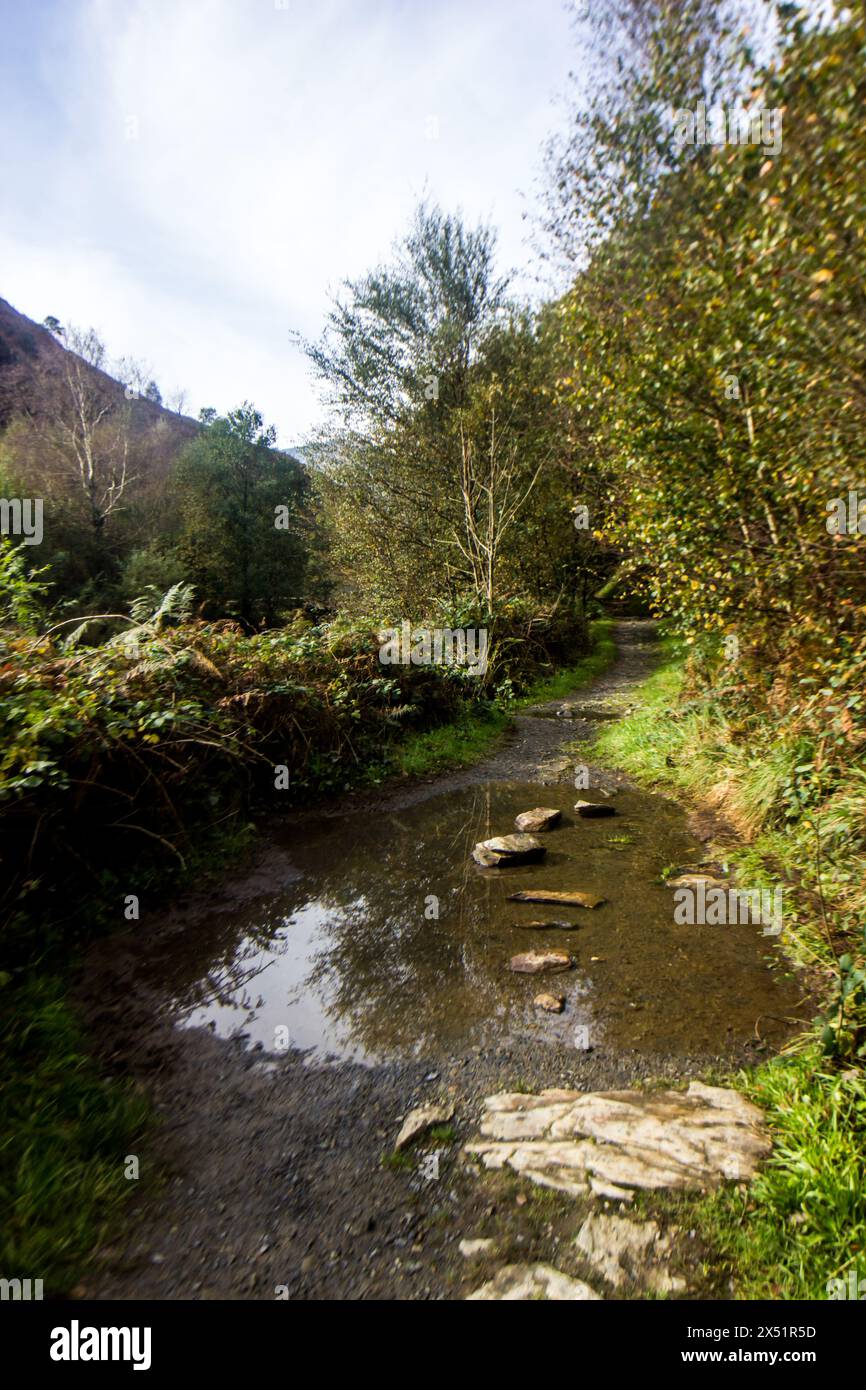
[0, 295, 198, 460]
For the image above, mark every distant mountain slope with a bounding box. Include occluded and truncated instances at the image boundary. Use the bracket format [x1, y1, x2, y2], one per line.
[0, 296, 199, 461]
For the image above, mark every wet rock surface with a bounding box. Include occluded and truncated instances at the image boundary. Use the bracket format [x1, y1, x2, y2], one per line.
[467, 1263, 601, 1301]
[509, 950, 575, 975]
[508, 888, 606, 909]
[466, 1082, 771, 1201]
[472, 832, 546, 867]
[395, 1103, 455, 1151]
[574, 1213, 686, 1295]
[514, 807, 562, 833]
[575, 800, 617, 818]
[534, 992, 566, 1013]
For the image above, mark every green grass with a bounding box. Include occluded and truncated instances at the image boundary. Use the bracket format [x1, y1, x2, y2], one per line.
[0, 974, 149, 1293]
[586, 640, 866, 1300]
[381, 1149, 415, 1171]
[691, 1053, 866, 1299]
[514, 618, 616, 707]
[390, 703, 511, 778]
[390, 619, 616, 780]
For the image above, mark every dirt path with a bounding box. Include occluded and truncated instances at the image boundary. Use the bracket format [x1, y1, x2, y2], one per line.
[75, 621, 791, 1301]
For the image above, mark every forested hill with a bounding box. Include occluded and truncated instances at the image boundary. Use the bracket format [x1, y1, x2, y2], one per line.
[0, 296, 198, 450]
[0, 295, 311, 619]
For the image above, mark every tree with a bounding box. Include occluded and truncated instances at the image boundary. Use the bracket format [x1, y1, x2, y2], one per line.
[302, 203, 576, 615]
[300, 201, 510, 431]
[35, 326, 136, 536]
[542, 0, 776, 264]
[176, 404, 308, 626]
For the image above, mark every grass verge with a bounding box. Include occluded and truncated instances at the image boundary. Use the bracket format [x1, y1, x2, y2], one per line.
[585, 639, 866, 1300]
[389, 702, 511, 778]
[0, 974, 149, 1294]
[390, 618, 616, 779]
[514, 618, 616, 707]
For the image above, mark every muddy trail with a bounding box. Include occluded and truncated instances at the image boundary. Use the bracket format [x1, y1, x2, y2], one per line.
[78, 621, 807, 1301]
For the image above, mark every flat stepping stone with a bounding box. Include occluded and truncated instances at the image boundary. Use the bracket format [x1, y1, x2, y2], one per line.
[472, 834, 546, 867]
[514, 919, 581, 930]
[574, 1213, 686, 1295]
[509, 889, 605, 909]
[466, 1263, 601, 1301]
[465, 1081, 771, 1201]
[575, 800, 616, 818]
[515, 807, 562, 833]
[486, 833, 545, 856]
[534, 992, 566, 1013]
[509, 950, 574, 974]
[473, 845, 508, 867]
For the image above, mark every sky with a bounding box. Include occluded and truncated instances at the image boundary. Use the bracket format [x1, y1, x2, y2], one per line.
[0, 0, 579, 445]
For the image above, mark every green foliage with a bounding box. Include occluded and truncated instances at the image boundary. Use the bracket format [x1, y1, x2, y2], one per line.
[306, 203, 613, 616]
[301, 200, 510, 429]
[552, 7, 866, 728]
[0, 972, 148, 1292]
[693, 1052, 866, 1300]
[119, 543, 187, 606]
[175, 404, 308, 626]
[819, 926, 866, 1062]
[0, 596, 587, 955]
[0, 540, 48, 632]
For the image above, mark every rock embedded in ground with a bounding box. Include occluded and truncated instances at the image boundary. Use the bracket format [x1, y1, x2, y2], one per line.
[534, 992, 566, 1013]
[394, 1103, 454, 1152]
[465, 1081, 771, 1201]
[514, 807, 562, 833]
[515, 919, 580, 930]
[574, 1213, 686, 1295]
[508, 889, 605, 909]
[509, 950, 574, 975]
[537, 757, 573, 784]
[574, 800, 616, 818]
[667, 873, 729, 889]
[459, 1238, 496, 1258]
[466, 1263, 601, 1301]
[472, 833, 546, 867]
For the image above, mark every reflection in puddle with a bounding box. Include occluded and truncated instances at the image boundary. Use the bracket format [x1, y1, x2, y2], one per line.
[152, 781, 805, 1063]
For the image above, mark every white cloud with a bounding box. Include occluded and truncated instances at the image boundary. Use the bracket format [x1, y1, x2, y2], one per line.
[1, 0, 577, 443]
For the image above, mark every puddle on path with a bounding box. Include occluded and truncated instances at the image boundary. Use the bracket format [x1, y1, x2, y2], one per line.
[149, 780, 804, 1064]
